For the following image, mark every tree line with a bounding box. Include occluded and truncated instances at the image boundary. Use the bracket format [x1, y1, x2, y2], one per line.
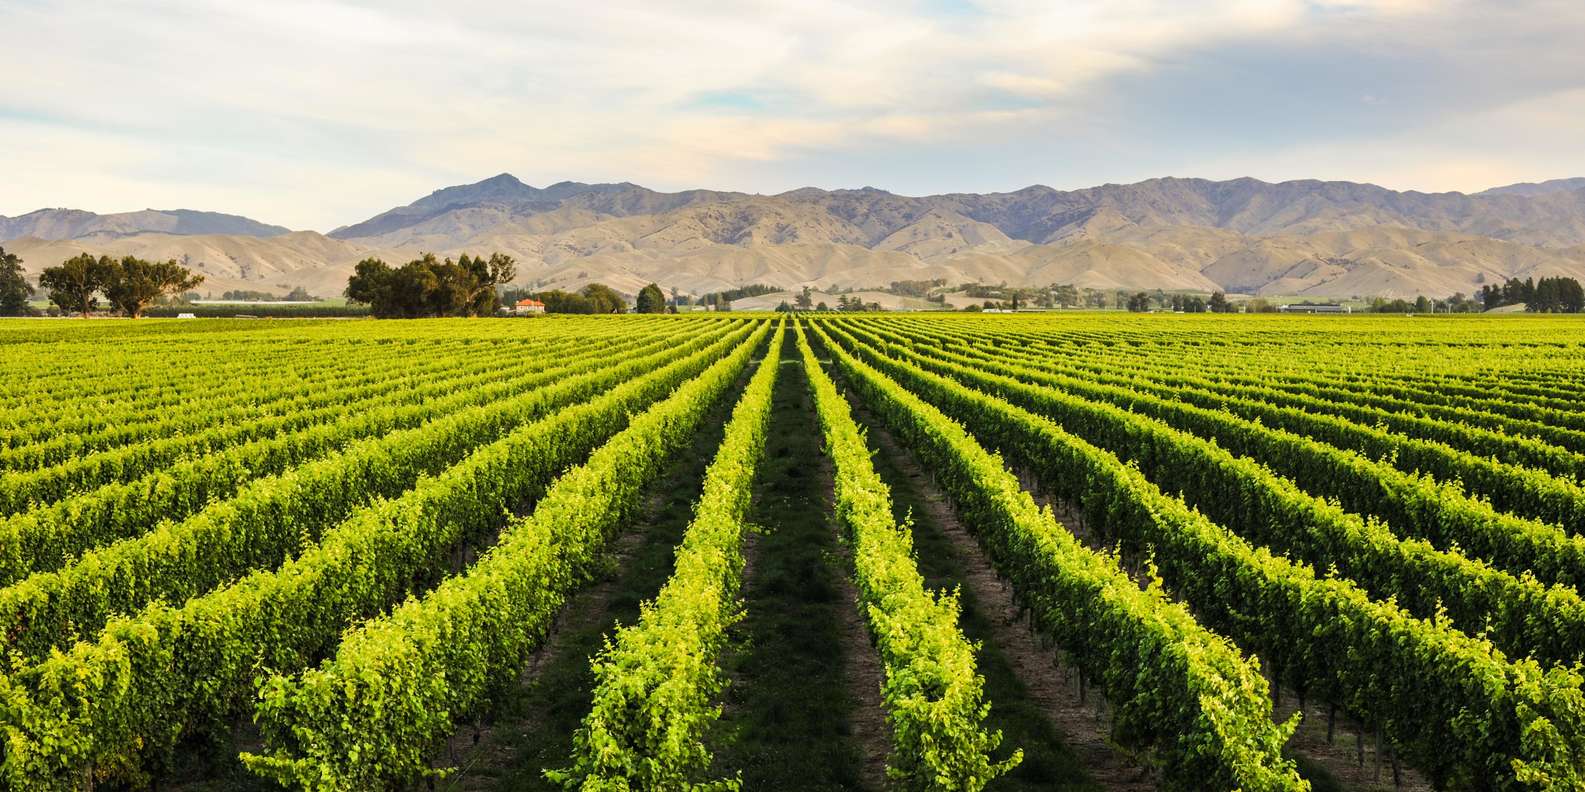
[1124, 291, 1236, 313]
[1480, 276, 1585, 313]
[496, 283, 671, 314]
[346, 252, 689, 318]
[0, 246, 204, 318]
[500, 283, 627, 315]
[220, 286, 319, 302]
[344, 253, 518, 318]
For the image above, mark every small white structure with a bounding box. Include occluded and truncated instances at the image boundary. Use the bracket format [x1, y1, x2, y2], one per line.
[176, 312, 197, 319]
[512, 298, 546, 315]
[1278, 303, 1351, 314]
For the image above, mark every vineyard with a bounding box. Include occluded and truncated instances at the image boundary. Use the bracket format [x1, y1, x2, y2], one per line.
[2, 313, 1585, 791]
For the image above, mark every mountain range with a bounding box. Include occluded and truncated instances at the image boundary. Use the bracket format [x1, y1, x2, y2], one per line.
[6, 174, 1585, 299]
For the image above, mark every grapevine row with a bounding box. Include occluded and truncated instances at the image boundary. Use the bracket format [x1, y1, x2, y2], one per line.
[0, 326, 692, 587]
[796, 320, 1019, 791]
[0, 320, 768, 791]
[804, 322, 1306, 791]
[816, 320, 1585, 789]
[831, 319, 1585, 665]
[241, 322, 774, 790]
[552, 322, 785, 790]
[0, 323, 744, 663]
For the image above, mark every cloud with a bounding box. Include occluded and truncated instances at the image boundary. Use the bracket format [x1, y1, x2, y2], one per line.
[0, 0, 1581, 229]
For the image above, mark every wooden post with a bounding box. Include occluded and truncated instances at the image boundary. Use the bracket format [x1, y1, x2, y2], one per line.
[1326, 703, 1337, 744]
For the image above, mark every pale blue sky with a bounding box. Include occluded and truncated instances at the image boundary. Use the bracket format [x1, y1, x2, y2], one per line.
[3, 0, 1583, 230]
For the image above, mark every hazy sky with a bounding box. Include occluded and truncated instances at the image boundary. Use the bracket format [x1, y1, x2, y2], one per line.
[3, 0, 1584, 230]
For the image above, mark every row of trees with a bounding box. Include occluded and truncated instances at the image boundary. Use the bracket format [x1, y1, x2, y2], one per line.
[0, 247, 205, 318]
[220, 286, 318, 302]
[1369, 293, 1482, 313]
[779, 290, 882, 312]
[495, 282, 669, 315]
[1479, 277, 1585, 313]
[345, 253, 516, 318]
[1125, 291, 1236, 313]
[520, 284, 627, 314]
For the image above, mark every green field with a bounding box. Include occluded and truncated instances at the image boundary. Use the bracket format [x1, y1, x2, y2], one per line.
[2, 313, 1585, 791]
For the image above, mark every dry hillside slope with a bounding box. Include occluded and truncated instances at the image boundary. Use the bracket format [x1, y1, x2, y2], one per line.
[8, 174, 1585, 298]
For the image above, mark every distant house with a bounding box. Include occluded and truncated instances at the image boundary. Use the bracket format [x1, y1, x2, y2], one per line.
[1278, 303, 1351, 314]
[512, 298, 546, 315]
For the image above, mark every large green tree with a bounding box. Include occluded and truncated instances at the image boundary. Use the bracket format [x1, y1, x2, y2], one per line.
[39, 253, 113, 318]
[635, 283, 666, 313]
[344, 258, 395, 310]
[102, 256, 205, 318]
[0, 245, 31, 316]
[458, 253, 517, 315]
[345, 252, 520, 318]
[580, 283, 627, 314]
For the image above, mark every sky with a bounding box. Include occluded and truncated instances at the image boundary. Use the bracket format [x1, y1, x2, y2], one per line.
[3, 0, 1584, 231]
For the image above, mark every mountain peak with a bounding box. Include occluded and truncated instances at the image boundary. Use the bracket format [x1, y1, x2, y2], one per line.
[1479, 177, 1585, 198]
[0, 208, 289, 242]
[12, 173, 1585, 301]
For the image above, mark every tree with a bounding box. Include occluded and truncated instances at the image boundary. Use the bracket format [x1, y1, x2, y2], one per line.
[815, 301, 829, 311]
[796, 286, 814, 310]
[346, 253, 518, 318]
[345, 258, 395, 310]
[774, 301, 793, 312]
[1208, 292, 1231, 313]
[1053, 284, 1079, 308]
[1447, 292, 1479, 313]
[581, 283, 627, 313]
[1521, 276, 1585, 313]
[102, 256, 205, 318]
[1126, 292, 1152, 312]
[533, 289, 596, 314]
[635, 283, 666, 313]
[0, 246, 30, 316]
[451, 253, 517, 315]
[39, 253, 114, 318]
